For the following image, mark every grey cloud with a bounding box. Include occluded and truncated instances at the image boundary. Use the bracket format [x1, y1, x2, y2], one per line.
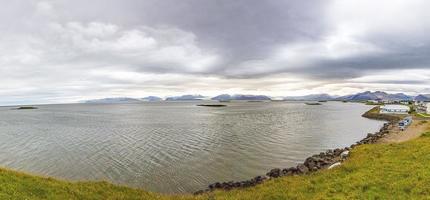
[1, 0, 430, 104]
[289, 46, 430, 80]
[42, 0, 328, 74]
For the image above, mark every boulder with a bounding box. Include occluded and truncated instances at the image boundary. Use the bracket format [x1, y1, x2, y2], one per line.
[266, 168, 281, 178]
[284, 167, 297, 175]
[234, 182, 241, 187]
[334, 148, 343, 156]
[304, 157, 317, 168]
[221, 181, 234, 190]
[214, 182, 222, 188]
[253, 176, 264, 183]
[297, 164, 309, 174]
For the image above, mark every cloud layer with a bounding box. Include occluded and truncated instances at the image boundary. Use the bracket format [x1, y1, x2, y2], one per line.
[1, 0, 430, 104]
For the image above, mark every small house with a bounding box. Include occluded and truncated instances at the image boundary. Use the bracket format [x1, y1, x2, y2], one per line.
[416, 102, 430, 114]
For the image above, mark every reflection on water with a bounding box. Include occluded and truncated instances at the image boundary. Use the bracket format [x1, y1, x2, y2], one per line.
[0, 101, 383, 193]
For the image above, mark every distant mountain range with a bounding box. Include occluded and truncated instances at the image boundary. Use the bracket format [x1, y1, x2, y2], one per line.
[281, 91, 430, 101]
[165, 95, 205, 101]
[85, 97, 143, 104]
[336, 91, 414, 101]
[283, 94, 336, 101]
[83, 92, 430, 104]
[211, 94, 271, 101]
[141, 96, 162, 101]
[85, 96, 162, 103]
[414, 94, 430, 101]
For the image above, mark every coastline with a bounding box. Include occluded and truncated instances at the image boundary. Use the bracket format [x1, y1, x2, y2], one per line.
[194, 106, 401, 195]
[0, 105, 427, 199]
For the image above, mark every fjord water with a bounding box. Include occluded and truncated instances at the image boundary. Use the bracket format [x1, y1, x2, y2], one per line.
[0, 101, 383, 193]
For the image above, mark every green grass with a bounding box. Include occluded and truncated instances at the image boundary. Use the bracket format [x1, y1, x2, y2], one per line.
[0, 168, 169, 200]
[196, 129, 430, 200]
[1, 126, 430, 199]
[416, 113, 430, 118]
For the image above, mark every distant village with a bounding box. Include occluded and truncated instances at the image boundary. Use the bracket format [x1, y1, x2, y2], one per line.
[369, 99, 430, 116]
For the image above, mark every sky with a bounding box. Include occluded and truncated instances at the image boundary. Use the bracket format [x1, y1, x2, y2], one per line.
[1, 0, 430, 105]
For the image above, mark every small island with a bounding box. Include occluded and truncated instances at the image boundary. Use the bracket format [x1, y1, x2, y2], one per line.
[197, 104, 227, 107]
[305, 102, 322, 105]
[16, 106, 38, 110]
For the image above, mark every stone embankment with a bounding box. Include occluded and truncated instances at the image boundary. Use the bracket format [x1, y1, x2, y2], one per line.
[194, 108, 397, 195]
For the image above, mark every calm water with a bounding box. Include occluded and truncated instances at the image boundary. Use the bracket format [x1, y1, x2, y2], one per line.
[0, 101, 383, 193]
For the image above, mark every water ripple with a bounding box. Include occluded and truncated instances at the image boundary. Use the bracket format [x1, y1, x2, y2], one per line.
[0, 102, 383, 193]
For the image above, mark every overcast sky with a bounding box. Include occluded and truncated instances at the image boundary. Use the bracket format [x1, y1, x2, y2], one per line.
[1, 0, 430, 104]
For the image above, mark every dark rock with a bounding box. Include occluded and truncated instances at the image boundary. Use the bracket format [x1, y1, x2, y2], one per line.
[214, 182, 222, 188]
[226, 181, 235, 189]
[281, 168, 289, 176]
[266, 168, 281, 178]
[240, 181, 248, 187]
[321, 159, 331, 166]
[234, 182, 241, 187]
[283, 167, 296, 175]
[304, 157, 318, 171]
[334, 148, 342, 156]
[253, 176, 264, 183]
[297, 164, 309, 174]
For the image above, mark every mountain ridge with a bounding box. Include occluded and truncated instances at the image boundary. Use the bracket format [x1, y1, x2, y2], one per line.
[83, 92, 430, 103]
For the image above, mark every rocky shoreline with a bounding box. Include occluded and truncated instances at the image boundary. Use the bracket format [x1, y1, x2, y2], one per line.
[194, 107, 397, 195]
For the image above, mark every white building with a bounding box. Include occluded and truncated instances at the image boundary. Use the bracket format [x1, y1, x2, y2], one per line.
[427, 103, 430, 114]
[380, 105, 410, 114]
[416, 102, 430, 114]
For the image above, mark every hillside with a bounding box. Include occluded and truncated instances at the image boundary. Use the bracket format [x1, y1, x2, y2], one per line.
[165, 95, 205, 101]
[337, 91, 413, 101]
[414, 94, 430, 101]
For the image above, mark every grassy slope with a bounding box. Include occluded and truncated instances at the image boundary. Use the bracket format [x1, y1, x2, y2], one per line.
[0, 168, 165, 200]
[416, 113, 430, 118]
[0, 125, 429, 199]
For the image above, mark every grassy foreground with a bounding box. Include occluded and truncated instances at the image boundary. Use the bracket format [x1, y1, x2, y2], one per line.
[1, 125, 430, 199]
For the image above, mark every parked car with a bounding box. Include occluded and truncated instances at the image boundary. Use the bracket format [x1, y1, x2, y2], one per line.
[398, 116, 413, 131]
